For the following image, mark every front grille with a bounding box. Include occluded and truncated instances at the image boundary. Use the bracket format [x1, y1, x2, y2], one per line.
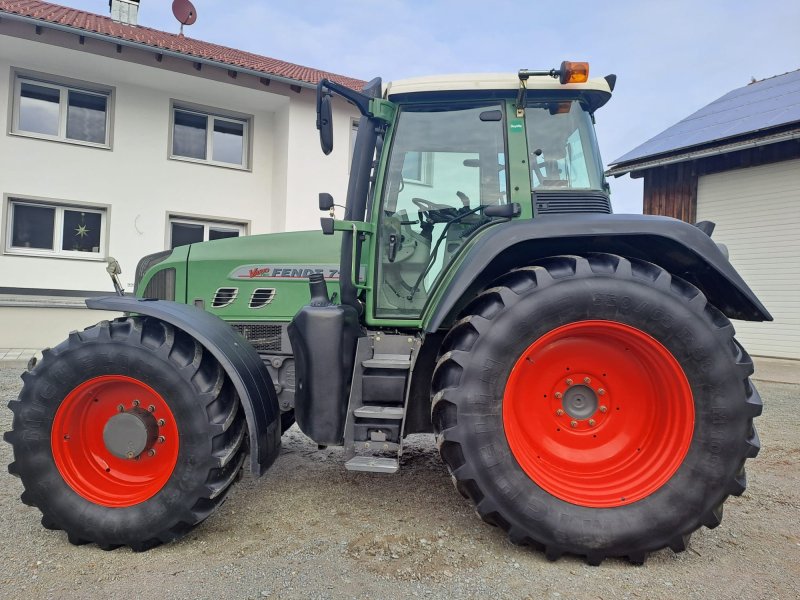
[249, 288, 276, 309]
[534, 191, 612, 215]
[230, 322, 283, 352]
[212, 287, 238, 308]
[142, 268, 175, 301]
[135, 250, 173, 293]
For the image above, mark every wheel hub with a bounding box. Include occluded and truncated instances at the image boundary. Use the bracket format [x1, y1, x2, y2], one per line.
[561, 384, 597, 420]
[103, 409, 159, 460]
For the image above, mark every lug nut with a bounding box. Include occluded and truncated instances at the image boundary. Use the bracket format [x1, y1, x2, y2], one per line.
[117, 404, 125, 412]
[126, 451, 134, 459]
[588, 419, 596, 426]
[570, 420, 578, 428]
[157, 419, 166, 427]
[598, 388, 606, 396]
[555, 392, 563, 399]
[565, 378, 573, 386]
[556, 409, 565, 416]
[584, 377, 591, 384]
[148, 405, 156, 413]
[599, 405, 608, 413]
[158, 436, 166, 444]
[147, 449, 156, 457]
[133, 399, 140, 407]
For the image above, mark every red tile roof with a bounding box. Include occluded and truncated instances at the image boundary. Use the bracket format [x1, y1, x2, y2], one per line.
[0, 0, 366, 90]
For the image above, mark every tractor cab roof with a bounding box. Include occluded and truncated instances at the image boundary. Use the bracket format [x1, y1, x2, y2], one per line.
[384, 72, 614, 112]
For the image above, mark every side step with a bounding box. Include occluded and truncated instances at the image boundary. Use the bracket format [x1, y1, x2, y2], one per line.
[342, 333, 421, 474]
[353, 406, 405, 419]
[344, 456, 399, 474]
[361, 355, 412, 369]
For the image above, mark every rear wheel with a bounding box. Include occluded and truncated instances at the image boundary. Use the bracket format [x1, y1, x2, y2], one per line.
[431, 254, 762, 564]
[5, 317, 247, 550]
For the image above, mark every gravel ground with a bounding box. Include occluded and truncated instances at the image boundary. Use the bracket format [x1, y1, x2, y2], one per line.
[1, 364, 798, 600]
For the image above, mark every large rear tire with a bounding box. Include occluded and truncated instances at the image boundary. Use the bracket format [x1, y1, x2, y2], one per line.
[5, 317, 247, 551]
[431, 254, 762, 564]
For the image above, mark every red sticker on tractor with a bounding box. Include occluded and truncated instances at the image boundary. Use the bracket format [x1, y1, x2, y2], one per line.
[228, 264, 342, 280]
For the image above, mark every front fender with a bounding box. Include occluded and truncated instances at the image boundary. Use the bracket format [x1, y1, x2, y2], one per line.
[86, 296, 281, 477]
[424, 214, 772, 332]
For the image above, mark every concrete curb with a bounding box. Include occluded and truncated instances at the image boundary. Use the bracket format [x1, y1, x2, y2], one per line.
[752, 357, 800, 385]
[1, 361, 30, 371]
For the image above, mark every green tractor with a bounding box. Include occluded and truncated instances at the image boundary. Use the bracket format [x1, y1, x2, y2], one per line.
[6, 62, 769, 564]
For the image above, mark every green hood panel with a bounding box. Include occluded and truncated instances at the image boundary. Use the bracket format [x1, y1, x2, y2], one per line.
[186, 230, 343, 321]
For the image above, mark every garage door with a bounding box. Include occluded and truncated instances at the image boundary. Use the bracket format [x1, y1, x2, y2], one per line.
[697, 158, 800, 359]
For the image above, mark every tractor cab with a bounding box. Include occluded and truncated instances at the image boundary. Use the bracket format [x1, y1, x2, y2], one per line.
[315, 63, 615, 324]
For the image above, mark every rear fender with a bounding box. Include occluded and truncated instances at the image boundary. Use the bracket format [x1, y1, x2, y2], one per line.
[424, 214, 772, 332]
[86, 296, 281, 477]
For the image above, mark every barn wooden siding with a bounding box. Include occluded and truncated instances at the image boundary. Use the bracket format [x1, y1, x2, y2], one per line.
[635, 138, 800, 221]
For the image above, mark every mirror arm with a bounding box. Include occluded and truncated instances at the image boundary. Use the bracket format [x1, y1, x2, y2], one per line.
[317, 78, 374, 118]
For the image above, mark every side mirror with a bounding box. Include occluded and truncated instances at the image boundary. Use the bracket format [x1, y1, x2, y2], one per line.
[319, 193, 334, 211]
[316, 84, 333, 155]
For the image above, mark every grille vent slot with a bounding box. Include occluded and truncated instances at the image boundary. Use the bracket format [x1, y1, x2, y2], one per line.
[249, 288, 276, 309]
[212, 287, 238, 308]
[534, 191, 612, 215]
[230, 323, 283, 352]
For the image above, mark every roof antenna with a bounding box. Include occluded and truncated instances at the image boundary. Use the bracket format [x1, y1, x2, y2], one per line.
[172, 0, 198, 36]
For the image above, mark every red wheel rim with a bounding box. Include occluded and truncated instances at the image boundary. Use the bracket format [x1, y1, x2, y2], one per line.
[503, 320, 694, 508]
[51, 375, 180, 508]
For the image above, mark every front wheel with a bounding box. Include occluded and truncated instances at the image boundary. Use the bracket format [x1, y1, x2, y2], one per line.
[5, 317, 248, 551]
[431, 254, 762, 564]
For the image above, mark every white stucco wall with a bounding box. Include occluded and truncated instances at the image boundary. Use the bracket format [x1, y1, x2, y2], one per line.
[0, 25, 358, 348]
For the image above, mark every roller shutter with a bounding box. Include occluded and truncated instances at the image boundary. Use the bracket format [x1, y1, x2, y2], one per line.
[696, 158, 800, 359]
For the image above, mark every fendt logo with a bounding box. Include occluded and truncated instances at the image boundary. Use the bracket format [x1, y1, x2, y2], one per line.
[248, 267, 270, 278]
[229, 264, 341, 280]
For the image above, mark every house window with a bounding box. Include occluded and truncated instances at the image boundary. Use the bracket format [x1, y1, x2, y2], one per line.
[5, 198, 106, 258]
[169, 216, 246, 249]
[170, 104, 250, 168]
[402, 151, 433, 185]
[12, 74, 111, 146]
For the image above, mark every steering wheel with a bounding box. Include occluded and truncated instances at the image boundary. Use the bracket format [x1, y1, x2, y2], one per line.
[412, 197, 451, 212]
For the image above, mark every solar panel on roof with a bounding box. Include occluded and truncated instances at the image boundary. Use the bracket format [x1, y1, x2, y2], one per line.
[611, 69, 800, 166]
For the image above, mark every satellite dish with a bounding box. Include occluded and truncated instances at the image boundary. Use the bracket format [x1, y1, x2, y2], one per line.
[172, 0, 197, 34]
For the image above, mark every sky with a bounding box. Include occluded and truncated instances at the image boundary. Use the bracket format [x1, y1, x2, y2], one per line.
[61, 0, 800, 213]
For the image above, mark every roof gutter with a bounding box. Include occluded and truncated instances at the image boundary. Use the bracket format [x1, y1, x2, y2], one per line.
[0, 10, 318, 90]
[606, 127, 800, 177]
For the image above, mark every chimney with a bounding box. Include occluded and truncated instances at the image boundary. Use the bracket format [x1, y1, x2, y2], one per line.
[109, 0, 140, 26]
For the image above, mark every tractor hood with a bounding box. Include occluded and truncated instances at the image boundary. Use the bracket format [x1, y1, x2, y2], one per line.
[139, 230, 343, 322]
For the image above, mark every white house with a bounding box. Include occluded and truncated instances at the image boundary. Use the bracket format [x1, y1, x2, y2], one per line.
[0, 0, 362, 348]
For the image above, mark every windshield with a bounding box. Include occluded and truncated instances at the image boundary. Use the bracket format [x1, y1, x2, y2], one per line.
[525, 100, 604, 191]
[376, 102, 507, 318]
